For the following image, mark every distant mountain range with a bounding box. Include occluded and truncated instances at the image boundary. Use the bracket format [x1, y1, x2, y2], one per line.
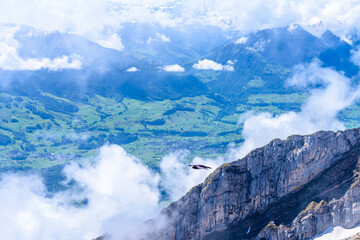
[1, 23, 358, 103]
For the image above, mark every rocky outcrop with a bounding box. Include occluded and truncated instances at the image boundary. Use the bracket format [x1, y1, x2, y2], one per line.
[257, 177, 360, 240]
[343, 233, 360, 240]
[150, 128, 360, 240]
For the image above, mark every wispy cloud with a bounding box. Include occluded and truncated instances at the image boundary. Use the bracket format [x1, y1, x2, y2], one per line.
[157, 33, 170, 42]
[0, 25, 82, 71]
[147, 33, 171, 44]
[234, 36, 248, 44]
[0, 0, 123, 50]
[0, 0, 360, 51]
[246, 39, 270, 52]
[159, 150, 224, 201]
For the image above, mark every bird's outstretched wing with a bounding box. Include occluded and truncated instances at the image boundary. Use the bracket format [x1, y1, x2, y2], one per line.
[189, 164, 212, 170]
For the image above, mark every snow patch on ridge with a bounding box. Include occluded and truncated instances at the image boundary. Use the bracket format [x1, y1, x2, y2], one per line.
[313, 225, 360, 240]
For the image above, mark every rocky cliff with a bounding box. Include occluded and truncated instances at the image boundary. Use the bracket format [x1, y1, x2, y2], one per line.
[150, 128, 360, 240]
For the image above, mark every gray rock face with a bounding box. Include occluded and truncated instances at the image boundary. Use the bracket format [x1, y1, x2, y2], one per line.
[150, 128, 360, 240]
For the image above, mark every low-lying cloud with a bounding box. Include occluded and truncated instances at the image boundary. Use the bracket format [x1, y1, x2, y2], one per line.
[192, 59, 234, 71]
[158, 33, 171, 42]
[126, 66, 139, 72]
[351, 49, 360, 66]
[235, 36, 248, 44]
[246, 39, 271, 52]
[159, 150, 225, 201]
[0, 25, 82, 71]
[0, 145, 160, 240]
[7, 54, 82, 71]
[0, 144, 226, 239]
[0, 144, 223, 239]
[162, 64, 185, 72]
[0, 0, 359, 52]
[230, 59, 360, 159]
[147, 33, 171, 44]
[97, 33, 125, 51]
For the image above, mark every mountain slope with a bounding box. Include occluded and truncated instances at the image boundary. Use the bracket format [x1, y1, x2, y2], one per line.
[188, 24, 359, 104]
[150, 128, 360, 240]
[119, 23, 236, 64]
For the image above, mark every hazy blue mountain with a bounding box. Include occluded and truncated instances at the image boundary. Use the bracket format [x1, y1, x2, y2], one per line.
[3, 24, 358, 103]
[191, 44, 291, 102]
[1, 25, 208, 101]
[207, 24, 358, 71]
[187, 24, 359, 103]
[319, 31, 359, 76]
[236, 24, 326, 67]
[14, 25, 155, 71]
[119, 23, 237, 64]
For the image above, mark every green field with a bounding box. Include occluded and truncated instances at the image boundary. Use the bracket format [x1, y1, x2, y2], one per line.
[1, 91, 360, 170]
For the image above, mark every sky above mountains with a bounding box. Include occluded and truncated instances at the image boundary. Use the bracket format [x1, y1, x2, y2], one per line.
[0, 0, 360, 52]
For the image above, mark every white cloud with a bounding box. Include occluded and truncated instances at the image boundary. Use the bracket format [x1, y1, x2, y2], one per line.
[351, 50, 360, 66]
[223, 65, 235, 71]
[235, 36, 248, 44]
[230, 60, 360, 159]
[193, 59, 223, 70]
[157, 33, 171, 42]
[146, 37, 154, 44]
[287, 23, 299, 32]
[147, 33, 171, 44]
[0, 26, 82, 71]
[192, 59, 235, 71]
[97, 33, 124, 51]
[0, 0, 125, 51]
[5, 54, 83, 71]
[178, 0, 360, 40]
[162, 64, 185, 72]
[0, 0, 359, 52]
[126, 66, 139, 72]
[226, 60, 235, 65]
[246, 38, 270, 52]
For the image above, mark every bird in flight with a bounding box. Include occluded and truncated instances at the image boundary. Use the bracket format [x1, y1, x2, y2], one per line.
[189, 164, 212, 170]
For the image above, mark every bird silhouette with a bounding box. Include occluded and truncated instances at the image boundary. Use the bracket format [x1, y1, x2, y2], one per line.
[189, 164, 212, 170]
